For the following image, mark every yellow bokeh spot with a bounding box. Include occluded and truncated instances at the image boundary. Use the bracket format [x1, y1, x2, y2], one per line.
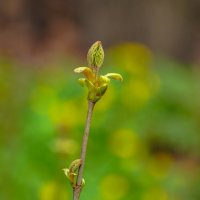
[53, 138, 78, 155]
[123, 79, 150, 109]
[48, 101, 81, 128]
[30, 84, 84, 128]
[107, 43, 152, 75]
[109, 129, 140, 158]
[142, 187, 169, 200]
[39, 181, 68, 200]
[30, 85, 58, 114]
[100, 174, 129, 200]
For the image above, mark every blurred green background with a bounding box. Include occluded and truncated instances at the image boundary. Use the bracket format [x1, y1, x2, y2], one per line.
[1, 43, 200, 200]
[1, 1, 200, 200]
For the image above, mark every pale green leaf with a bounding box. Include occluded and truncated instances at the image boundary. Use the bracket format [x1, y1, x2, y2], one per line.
[105, 73, 123, 81]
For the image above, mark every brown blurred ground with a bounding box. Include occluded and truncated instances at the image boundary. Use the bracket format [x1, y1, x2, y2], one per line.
[0, 0, 200, 63]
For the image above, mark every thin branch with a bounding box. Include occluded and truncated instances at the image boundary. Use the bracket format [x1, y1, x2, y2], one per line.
[73, 100, 95, 200]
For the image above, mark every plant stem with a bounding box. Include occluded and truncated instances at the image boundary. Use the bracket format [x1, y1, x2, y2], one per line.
[73, 100, 95, 200]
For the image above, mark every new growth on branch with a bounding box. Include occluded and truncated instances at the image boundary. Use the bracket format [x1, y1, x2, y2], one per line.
[63, 41, 123, 200]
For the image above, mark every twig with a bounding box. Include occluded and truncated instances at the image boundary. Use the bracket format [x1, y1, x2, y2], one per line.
[64, 41, 122, 200]
[73, 100, 95, 200]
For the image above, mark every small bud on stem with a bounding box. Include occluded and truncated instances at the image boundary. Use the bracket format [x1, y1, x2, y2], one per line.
[87, 41, 104, 69]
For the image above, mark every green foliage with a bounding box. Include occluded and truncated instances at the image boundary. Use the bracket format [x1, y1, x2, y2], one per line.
[0, 43, 200, 200]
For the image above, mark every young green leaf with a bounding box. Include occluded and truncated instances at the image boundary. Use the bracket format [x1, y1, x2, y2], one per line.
[87, 41, 104, 68]
[74, 67, 94, 80]
[105, 73, 123, 81]
[78, 78, 86, 87]
[69, 159, 82, 173]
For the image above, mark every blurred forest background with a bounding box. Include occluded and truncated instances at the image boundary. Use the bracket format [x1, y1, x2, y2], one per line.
[1, 0, 200, 62]
[0, 0, 200, 200]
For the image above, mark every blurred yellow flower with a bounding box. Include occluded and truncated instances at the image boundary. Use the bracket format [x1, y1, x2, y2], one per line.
[53, 138, 78, 155]
[39, 181, 69, 200]
[122, 79, 150, 109]
[100, 174, 129, 200]
[48, 101, 82, 128]
[30, 85, 58, 114]
[109, 129, 141, 158]
[107, 43, 152, 75]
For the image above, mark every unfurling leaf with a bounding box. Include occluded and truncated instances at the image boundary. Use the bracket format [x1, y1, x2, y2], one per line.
[63, 168, 70, 178]
[105, 73, 123, 81]
[98, 84, 108, 96]
[85, 79, 95, 91]
[81, 178, 85, 188]
[74, 67, 94, 80]
[87, 41, 104, 68]
[69, 159, 82, 173]
[63, 166, 85, 188]
[99, 76, 110, 84]
[63, 159, 85, 189]
[78, 78, 86, 87]
[73, 41, 123, 103]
